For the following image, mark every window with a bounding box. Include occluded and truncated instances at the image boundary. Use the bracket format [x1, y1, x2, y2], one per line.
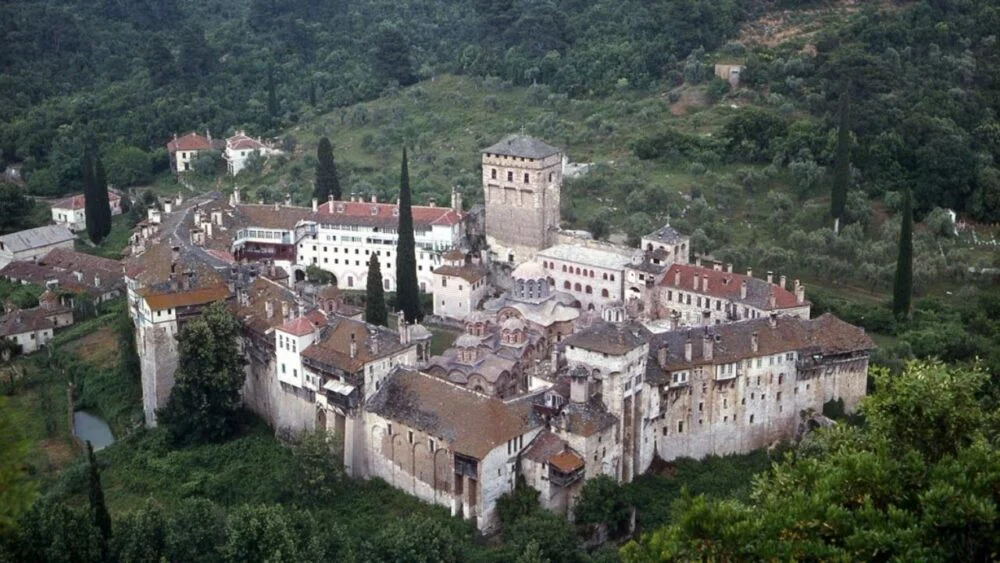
[585, 285, 592, 294]
[574, 283, 581, 291]
[293, 369, 298, 378]
[677, 421, 684, 433]
[281, 364, 286, 373]
[549, 172, 553, 182]
[601, 288, 609, 298]
[429, 439, 436, 452]
[491, 168, 497, 179]
[387, 423, 392, 436]
[776, 392, 782, 402]
[564, 281, 571, 290]
[442, 278, 447, 287]
[523, 173, 529, 184]
[408, 431, 414, 444]
[507, 171, 513, 182]
[698, 402, 703, 412]
[749, 414, 755, 424]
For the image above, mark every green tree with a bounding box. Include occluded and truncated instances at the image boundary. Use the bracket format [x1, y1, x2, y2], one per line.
[0, 183, 36, 235]
[104, 144, 151, 187]
[82, 145, 112, 244]
[313, 137, 341, 202]
[504, 512, 581, 563]
[394, 148, 422, 323]
[8, 502, 103, 563]
[373, 27, 416, 86]
[365, 253, 387, 326]
[222, 505, 299, 563]
[111, 501, 167, 563]
[87, 441, 112, 559]
[157, 301, 247, 445]
[574, 475, 630, 537]
[368, 515, 459, 563]
[290, 431, 344, 505]
[165, 499, 226, 563]
[892, 187, 913, 319]
[830, 94, 851, 231]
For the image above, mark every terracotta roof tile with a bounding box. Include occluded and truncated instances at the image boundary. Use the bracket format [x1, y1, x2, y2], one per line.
[433, 264, 487, 283]
[563, 321, 651, 356]
[659, 263, 806, 310]
[141, 285, 230, 311]
[278, 316, 316, 336]
[549, 450, 585, 473]
[167, 132, 212, 152]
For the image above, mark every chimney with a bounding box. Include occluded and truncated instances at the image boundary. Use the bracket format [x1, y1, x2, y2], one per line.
[747, 267, 753, 278]
[182, 271, 194, 291]
[766, 271, 773, 284]
[657, 345, 667, 367]
[451, 187, 463, 212]
[702, 274, 709, 293]
[281, 301, 289, 319]
[684, 336, 692, 362]
[206, 221, 213, 239]
[371, 194, 377, 203]
[674, 270, 681, 286]
[94, 274, 101, 287]
[206, 129, 212, 144]
[780, 275, 786, 289]
[769, 312, 778, 329]
[283, 194, 292, 207]
[726, 263, 733, 273]
[168, 273, 178, 291]
[312, 198, 318, 213]
[769, 291, 776, 309]
[669, 311, 680, 331]
[328, 194, 334, 207]
[349, 333, 357, 359]
[171, 245, 180, 265]
[692, 274, 698, 291]
[751, 331, 759, 353]
[795, 282, 806, 305]
[695, 256, 702, 267]
[569, 366, 589, 404]
[740, 280, 748, 300]
[265, 300, 274, 319]
[428, 201, 436, 207]
[370, 331, 379, 355]
[397, 310, 410, 344]
[703, 331, 713, 361]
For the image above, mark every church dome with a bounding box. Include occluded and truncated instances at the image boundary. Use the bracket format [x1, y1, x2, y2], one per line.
[465, 310, 490, 324]
[455, 334, 481, 349]
[511, 261, 546, 281]
[501, 317, 525, 332]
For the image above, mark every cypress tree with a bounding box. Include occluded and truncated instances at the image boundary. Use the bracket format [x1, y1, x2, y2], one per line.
[94, 153, 112, 239]
[83, 146, 101, 244]
[395, 148, 422, 323]
[830, 93, 851, 233]
[266, 65, 279, 127]
[892, 187, 914, 319]
[365, 253, 388, 326]
[314, 137, 341, 203]
[87, 441, 112, 559]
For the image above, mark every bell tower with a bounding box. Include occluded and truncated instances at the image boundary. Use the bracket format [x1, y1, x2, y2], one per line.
[481, 135, 562, 264]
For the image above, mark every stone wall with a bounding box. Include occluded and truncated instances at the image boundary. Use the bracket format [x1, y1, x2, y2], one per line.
[482, 152, 562, 263]
[139, 322, 178, 427]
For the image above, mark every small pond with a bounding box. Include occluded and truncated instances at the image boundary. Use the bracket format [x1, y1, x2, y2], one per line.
[73, 411, 115, 451]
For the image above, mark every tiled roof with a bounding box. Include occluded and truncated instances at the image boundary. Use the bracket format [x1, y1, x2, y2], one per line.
[643, 225, 687, 245]
[537, 244, 634, 271]
[226, 133, 266, 151]
[235, 277, 298, 335]
[522, 430, 566, 464]
[659, 263, 806, 310]
[233, 201, 462, 231]
[560, 398, 618, 437]
[278, 316, 316, 337]
[549, 449, 585, 473]
[482, 135, 561, 159]
[141, 285, 230, 311]
[301, 316, 408, 373]
[368, 369, 541, 459]
[167, 132, 212, 152]
[433, 264, 487, 283]
[51, 192, 121, 211]
[0, 308, 55, 336]
[0, 249, 124, 296]
[563, 321, 651, 356]
[0, 225, 75, 253]
[647, 313, 875, 374]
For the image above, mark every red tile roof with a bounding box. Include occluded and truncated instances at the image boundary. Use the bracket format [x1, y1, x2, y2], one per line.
[51, 192, 121, 211]
[227, 133, 266, 151]
[278, 316, 316, 336]
[659, 263, 804, 310]
[140, 285, 230, 311]
[319, 200, 462, 228]
[167, 132, 212, 153]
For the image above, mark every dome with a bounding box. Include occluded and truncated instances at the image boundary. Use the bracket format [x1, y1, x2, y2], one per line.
[511, 261, 546, 281]
[455, 334, 481, 348]
[465, 310, 490, 324]
[409, 324, 432, 340]
[501, 317, 525, 332]
[319, 285, 341, 300]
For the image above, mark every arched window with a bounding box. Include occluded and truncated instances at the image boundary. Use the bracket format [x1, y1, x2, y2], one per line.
[575, 267, 581, 275]
[603, 273, 608, 280]
[574, 283, 582, 292]
[585, 285, 593, 294]
[589, 270, 595, 278]
[601, 288, 609, 298]
[564, 281, 571, 290]
[562, 264, 567, 272]
[647, 243, 653, 251]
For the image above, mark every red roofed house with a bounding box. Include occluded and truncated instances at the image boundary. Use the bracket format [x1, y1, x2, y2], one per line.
[167, 131, 213, 172]
[50, 191, 123, 232]
[224, 131, 283, 176]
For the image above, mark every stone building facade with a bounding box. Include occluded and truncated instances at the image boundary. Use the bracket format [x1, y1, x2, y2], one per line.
[482, 135, 562, 264]
[536, 243, 635, 312]
[432, 249, 489, 320]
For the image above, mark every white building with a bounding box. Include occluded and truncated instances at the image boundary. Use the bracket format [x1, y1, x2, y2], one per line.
[166, 131, 213, 173]
[50, 191, 123, 232]
[536, 243, 635, 312]
[232, 190, 464, 292]
[432, 250, 489, 320]
[224, 131, 283, 176]
[0, 292, 73, 355]
[0, 225, 76, 270]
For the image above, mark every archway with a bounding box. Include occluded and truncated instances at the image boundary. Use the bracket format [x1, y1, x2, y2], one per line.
[316, 408, 327, 432]
[295, 268, 306, 283]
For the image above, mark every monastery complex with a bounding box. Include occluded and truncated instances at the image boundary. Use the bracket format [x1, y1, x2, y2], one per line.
[125, 134, 874, 532]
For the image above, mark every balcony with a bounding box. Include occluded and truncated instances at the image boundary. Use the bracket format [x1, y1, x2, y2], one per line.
[322, 379, 359, 411]
[549, 466, 584, 487]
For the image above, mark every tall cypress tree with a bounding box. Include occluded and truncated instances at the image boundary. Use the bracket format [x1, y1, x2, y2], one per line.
[365, 253, 388, 326]
[87, 441, 112, 559]
[314, 137, 341, 203]
[892, 187, 914, 319]
[831, 93, 851, 233]
[395, 148, 422, 323]
[94, 153, 112, 239]
[82, 146, 102, 244]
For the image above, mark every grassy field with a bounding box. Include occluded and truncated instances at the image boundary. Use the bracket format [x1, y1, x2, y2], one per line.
[74, 214, 133, 259]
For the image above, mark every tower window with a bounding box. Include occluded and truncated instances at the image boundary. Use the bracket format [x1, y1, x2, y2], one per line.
[491, 168, 497, 179]
[523, 173, 529, 184]
[507, 171, 513, 182]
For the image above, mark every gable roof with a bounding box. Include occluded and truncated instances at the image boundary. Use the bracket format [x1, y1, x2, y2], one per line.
[226, 132, 266, 151]
[51, 192, 121, 211]
[368, 369, 541, 459]
[482, 135, 561, 159]
[563, 321, 651, 356]
[167, 132, 212, 153]
[659, 263, 806, 310]
[0, 226, 75, 254]
[278, 316, 316, 337]
[301, 315, 409, 373]
[433, 264, 487, 283]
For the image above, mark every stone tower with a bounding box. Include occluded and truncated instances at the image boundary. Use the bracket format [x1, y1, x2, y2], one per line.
[481, 135, 562, 264]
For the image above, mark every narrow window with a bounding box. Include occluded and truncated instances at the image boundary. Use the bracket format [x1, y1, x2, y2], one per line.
[491, 168, 497, 179]
[408, 431, 414, 444]
[507, 171, 513, 182]
[677, 421, 684, 433]
[523, 173, 529, 184]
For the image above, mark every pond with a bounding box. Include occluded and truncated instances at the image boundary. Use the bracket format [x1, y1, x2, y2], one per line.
[73, 411, 115, 451]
